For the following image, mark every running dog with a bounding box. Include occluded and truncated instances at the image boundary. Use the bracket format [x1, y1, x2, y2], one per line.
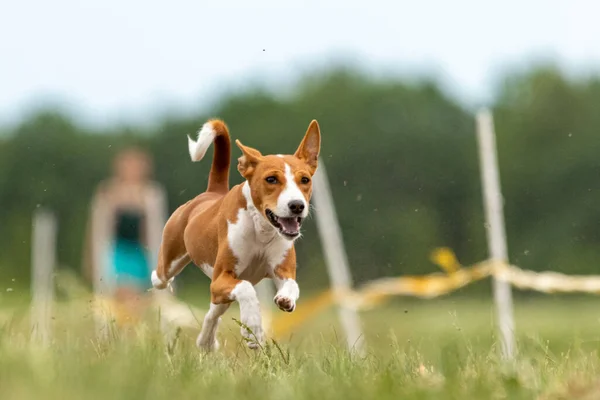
[151, 119, 320, 350]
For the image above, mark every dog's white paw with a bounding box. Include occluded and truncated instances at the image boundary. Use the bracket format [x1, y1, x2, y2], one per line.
[274, 295, 296, 312]
[196, 336, 220, 352]
[196, 310, 225, 352]
[273, 279, 299, 312]
[151, 270, 172, 290]
[196, 330, 220, 352]
[231, 281, 265, 349]
[240, 322, 264, 349]
[240, 315, 264, 349]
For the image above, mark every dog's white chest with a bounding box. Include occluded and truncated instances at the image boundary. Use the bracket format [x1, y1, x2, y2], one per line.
[227, 207, 292, 282]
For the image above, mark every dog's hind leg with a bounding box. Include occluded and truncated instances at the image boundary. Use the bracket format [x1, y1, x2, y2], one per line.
[152, 249, 190, 290]
[151, 204, 193, 290]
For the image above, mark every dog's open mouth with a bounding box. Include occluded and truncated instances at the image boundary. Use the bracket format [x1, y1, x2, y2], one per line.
[265, 209, 302, 239]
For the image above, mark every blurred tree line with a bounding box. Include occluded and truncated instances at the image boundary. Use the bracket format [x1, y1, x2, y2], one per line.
[1, 66, 599, 293]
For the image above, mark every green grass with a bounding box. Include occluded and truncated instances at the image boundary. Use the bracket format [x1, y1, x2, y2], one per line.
[1, 296, 600, 399]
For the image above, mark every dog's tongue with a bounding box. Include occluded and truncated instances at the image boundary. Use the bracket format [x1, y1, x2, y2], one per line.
[278, 217, 300, 234]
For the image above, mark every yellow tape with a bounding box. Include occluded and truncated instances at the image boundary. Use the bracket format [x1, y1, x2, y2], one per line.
[268, 290, 336, 338]
[269, 248, 600, 338]
[496, 264, 600, 294]
[72, 248, 600, 339]
[430, 247, 462, 273]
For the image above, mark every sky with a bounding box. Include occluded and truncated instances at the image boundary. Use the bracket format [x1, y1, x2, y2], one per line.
[1, 0, 598, 127]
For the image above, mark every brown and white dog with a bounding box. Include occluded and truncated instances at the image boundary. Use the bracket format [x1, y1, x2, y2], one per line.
[151, 119, 320, 350]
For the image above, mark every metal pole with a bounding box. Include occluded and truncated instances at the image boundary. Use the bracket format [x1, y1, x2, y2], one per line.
[31, 208, 57, 346]
[312, 158, 365, 355]
[476, 109, 516, 360]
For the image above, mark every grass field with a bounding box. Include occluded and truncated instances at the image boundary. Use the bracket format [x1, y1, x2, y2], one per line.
[1, 294, 600, 400]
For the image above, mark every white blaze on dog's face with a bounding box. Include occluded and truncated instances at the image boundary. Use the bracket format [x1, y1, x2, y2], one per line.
[236, 120, 321, 240]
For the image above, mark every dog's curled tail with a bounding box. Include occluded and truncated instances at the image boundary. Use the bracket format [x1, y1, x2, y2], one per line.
[187, 119, 231, 193]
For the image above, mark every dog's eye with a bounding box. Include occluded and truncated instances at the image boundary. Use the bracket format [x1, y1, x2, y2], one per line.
[265, 176, 278, 184]
[301, 177, 310, 184]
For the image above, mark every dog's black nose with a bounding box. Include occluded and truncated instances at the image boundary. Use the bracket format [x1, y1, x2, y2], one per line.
[288, 200, 305, 215]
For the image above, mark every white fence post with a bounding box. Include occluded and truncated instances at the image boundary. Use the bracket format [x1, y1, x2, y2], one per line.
[31, 208, 57, 346]
[90, 198, 112, 340]
[476, 109, 516, 360]
[312, 158, 365, 355]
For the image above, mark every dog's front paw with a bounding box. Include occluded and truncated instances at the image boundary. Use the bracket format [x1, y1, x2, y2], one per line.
[240, 323, 264, 349]
[273, 279, 299, 313]
[240, 314, 264, 349]
[274, 295, 296, 312]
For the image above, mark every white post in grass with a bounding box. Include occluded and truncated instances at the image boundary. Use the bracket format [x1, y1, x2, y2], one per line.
[90, 196, 112, 340]
[31, 208, 57, 346]
[312, 157, 365, 355]
[476, 109, 516, 360]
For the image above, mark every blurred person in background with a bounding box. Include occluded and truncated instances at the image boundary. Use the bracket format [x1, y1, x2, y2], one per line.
[83, 147, 168, 326]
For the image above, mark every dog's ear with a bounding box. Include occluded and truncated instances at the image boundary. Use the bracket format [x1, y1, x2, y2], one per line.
[236, 139, 262, 178]
[294, 119, 321, 174]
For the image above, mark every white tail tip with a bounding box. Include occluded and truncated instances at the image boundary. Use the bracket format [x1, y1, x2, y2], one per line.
[188, 122, 216, 162]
